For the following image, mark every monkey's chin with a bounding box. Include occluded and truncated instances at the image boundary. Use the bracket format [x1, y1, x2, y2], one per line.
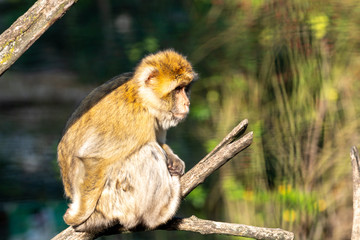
[154, 110, 188, 130]
[173, 112, 188, 119]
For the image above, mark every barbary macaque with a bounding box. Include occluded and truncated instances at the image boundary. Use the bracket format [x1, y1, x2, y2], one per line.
[57, 50, 197, 233]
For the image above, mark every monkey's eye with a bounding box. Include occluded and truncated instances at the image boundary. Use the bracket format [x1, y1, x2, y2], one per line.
[185, 83, 192, 93]
[174, 86, 183, 93]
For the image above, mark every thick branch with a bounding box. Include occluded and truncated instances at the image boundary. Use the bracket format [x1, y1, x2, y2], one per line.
[163, 216, 294, 240]
[51, 226, 95, 240]
[0, 0, 77, 76]
[52, 215, 295, 240]
[52, 120, 293, 240]
[351, 146, 360, 240]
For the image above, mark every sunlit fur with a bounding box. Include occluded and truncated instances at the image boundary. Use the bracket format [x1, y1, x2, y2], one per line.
[57, 50, 196, 233]
[135, 50, 197, 129]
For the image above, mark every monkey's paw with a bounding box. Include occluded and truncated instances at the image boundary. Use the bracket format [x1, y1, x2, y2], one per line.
[167, 155, 185, 176]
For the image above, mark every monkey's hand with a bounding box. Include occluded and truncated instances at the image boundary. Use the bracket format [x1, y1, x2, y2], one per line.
[161, 143, 185, 176]
[167, 153, 185, 176]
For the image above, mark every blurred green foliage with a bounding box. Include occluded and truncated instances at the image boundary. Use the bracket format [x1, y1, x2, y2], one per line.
[2, 0, 360, 239]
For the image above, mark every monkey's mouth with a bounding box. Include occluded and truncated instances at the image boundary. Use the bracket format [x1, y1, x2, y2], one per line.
[173, 112, 188, 119]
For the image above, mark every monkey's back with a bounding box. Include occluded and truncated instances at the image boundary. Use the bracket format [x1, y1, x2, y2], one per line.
[57, 72, 156, 198]
[64, 72, 134, 132]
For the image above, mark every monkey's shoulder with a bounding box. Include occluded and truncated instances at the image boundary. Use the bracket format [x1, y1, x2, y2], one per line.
[78, 72, 134, 113]
[64, 72, 134, 132]
[96, 72, 134, 97]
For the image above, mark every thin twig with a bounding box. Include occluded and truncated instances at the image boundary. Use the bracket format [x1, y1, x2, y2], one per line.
[200, 119, 248, 161]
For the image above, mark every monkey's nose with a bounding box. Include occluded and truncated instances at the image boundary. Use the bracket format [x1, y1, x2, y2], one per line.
[185, 105, 189, 112]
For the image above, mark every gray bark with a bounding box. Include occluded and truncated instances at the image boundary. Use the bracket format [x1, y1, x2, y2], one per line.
[0, 0, 77, 76]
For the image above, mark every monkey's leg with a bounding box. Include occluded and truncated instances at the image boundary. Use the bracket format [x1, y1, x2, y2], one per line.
[74, 163, 139, 233]
[84, 142, 182, 231]
[57, 149, 73, 199]
[71, 143, 182, 232]
[64, 157, 108, 227]
[73, 168, 135, 233]
[141, 174, 181, 229]
[137, 143, 182, 228]
[72, 208, 117, 233]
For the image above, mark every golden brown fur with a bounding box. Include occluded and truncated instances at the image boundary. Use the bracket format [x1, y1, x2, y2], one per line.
[57, 50, 197, 232]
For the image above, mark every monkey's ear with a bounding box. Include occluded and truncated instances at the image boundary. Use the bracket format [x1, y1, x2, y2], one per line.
[136, 66, 159, 86]
[145, 69, 159, 86]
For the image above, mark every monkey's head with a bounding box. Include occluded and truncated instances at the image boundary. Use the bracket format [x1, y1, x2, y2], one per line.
[135, 50, 198, 130]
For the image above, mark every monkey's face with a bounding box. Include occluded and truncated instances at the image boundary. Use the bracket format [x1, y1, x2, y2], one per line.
[169, 83, 192, 121]
[135, 50, 197, 129]
[145, 74, 195, 129]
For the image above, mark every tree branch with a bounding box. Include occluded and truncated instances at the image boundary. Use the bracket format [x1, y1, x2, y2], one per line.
[351, 146, 360, 240]
[52, 119, 294, 240]
[163, 216, 294, 240]
[0, 0, 77, 76]
[181, 119, 251, 197]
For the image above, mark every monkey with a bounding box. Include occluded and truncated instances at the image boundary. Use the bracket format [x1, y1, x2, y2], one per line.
[57, 49, 197, 233]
